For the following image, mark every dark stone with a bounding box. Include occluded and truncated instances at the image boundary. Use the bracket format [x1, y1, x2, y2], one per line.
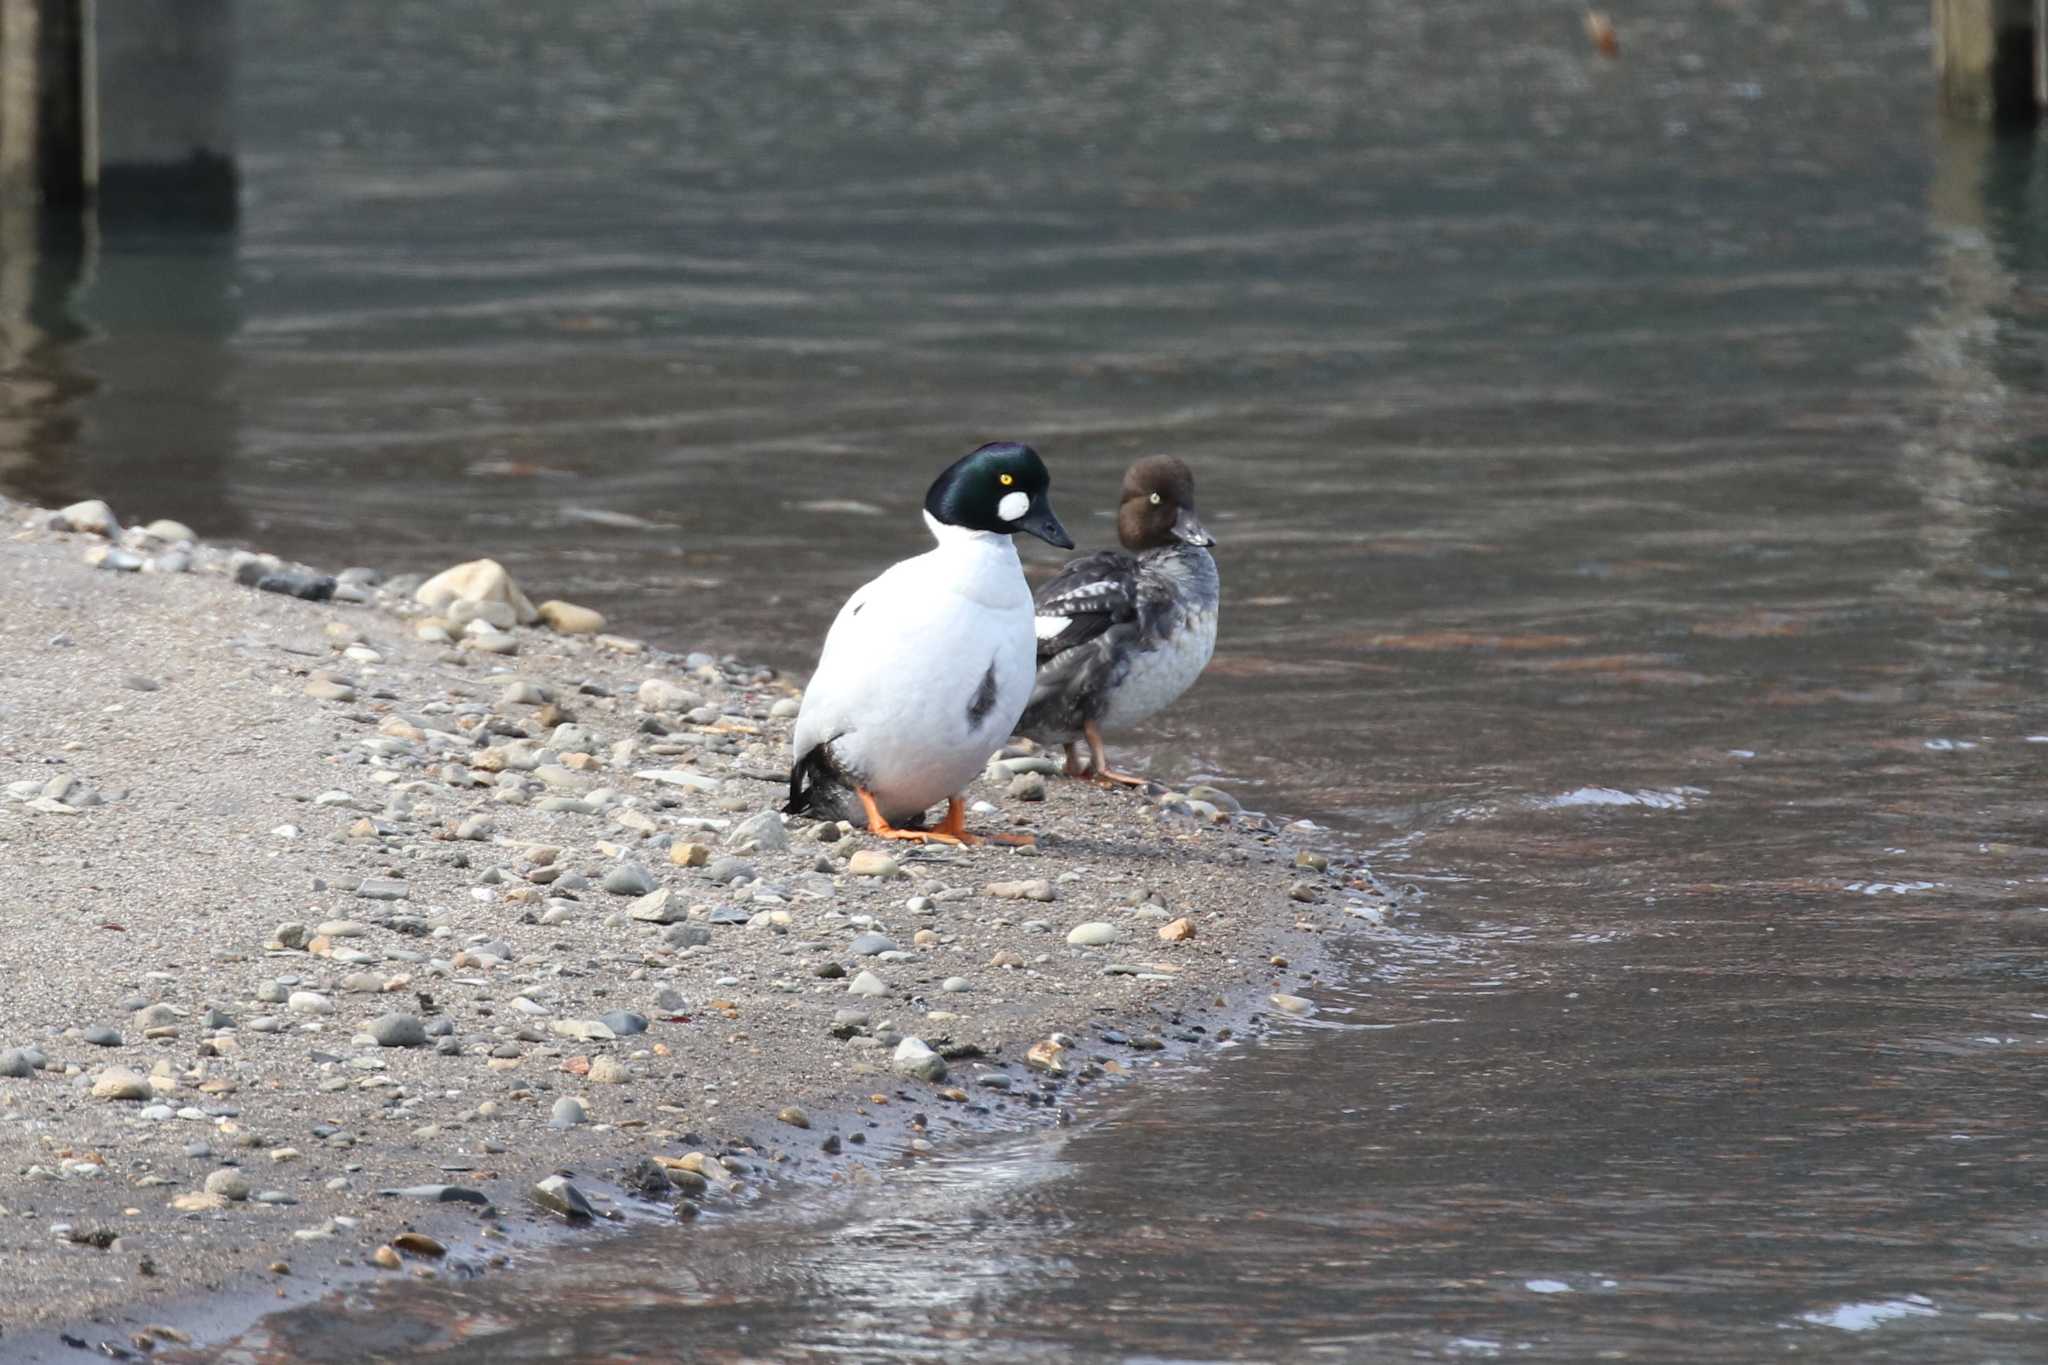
[254, 571, 337, 602]
[377, 1184, 490, 1205]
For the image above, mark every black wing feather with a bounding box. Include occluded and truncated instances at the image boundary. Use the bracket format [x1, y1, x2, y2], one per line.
[1033, 549, 1140, 663]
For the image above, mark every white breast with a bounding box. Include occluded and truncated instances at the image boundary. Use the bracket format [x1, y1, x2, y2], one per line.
[793, 521, 1036, 823]
[1099, 607, 1217, 731]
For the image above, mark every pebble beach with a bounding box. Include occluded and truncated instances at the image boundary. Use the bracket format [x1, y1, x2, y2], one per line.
[0, 493, 1394, 1356]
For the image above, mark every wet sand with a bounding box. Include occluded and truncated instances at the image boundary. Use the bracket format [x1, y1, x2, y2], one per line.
[0, 494, 1391, 1359]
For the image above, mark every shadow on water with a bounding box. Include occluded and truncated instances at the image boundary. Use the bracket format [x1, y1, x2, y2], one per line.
[0, 208, 93, 508]
[0, 210, 241, 530]
[17, 2, 2048, 1359]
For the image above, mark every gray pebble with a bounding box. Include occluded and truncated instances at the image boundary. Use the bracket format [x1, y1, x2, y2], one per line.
[850, 933, 897, 956]
[531, 1174, 594, 1220]
[602, 862, 657, 896]
[83, 1027, 122, 1048]
[599, 1011, 648, 1037]
[704, 857, 757, 886]
[725, 809, 791, 852]
[549, 1096, 588, 1129]
[366, 1013, 427, 1048]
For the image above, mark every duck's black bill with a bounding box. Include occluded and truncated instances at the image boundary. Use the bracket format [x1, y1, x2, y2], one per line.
[1172, 506, 1215, 547]
[1017, 500, 1074, 549]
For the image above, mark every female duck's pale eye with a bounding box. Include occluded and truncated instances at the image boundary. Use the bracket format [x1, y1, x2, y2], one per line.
[1149, 492, 1162, 505]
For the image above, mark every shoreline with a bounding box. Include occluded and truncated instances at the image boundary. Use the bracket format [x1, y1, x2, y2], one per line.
[0, 492, 1393, 1360]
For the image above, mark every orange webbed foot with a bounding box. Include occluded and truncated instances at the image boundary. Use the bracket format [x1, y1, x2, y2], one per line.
[857, 789, 965, 844]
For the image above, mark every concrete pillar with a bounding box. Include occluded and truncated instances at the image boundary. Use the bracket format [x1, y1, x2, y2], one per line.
[0, 0, 93, 205]
[94, 0, 235, 222]
[1935, 0, 2041, 124]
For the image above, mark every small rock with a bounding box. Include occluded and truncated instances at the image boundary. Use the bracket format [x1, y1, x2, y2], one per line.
[1269, 994, 1315, 1016]
[602, 863, 657, 896]
[355, 878, 410, 902]
[1294, 849, 1330, 872]
[287, 992, 334, 1015]
[55, 499, 118, 536]
[141, 517, 197, 543]
[392, 1232, 445, 1258]
[846, 850, 901, 879]
[91, 1069, 151, 1101]
[703, 857, 757, 886]
[668, 842, 710, 868]
[940, 976, 971, 993]
[1158, 917, 1196, 942]
[628, 888, 683, 923]
[986, 879, 1056, 902]
[1066, 922, 1120, 947]
[847, 971, 886, 997]
[549, 1096, 588, 1128]
[892, 1037, 947, 1083]
[366, 1013, 427, 1048]
[370, 1244, 403, 1271]
[636, 678, 697, 713]
[376, 1184, 490, 1204]
[850, 933, 897, 956]
[415, 558, 539, 625]
[588, 1057, 633, 1085]
[1026, 1038, 1069, 1074]
[203, 1169, 251, 1202]
[82, 1026, 122, 1048]
[1188, 784, 1242, 813]
[530, 1174, 595, 1220]
[537, 600, 606, 635]
[777, 1106, 810, 1129]
[0, 1049, 35, 1078]
[599, 1010, 649, 1037]
[254, 571, 337, 601]
[1008, 772, 1047, 802]
[726, 810, 790, 853]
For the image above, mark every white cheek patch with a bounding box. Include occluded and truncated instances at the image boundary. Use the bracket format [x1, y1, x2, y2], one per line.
[997, 490, 1030, 522]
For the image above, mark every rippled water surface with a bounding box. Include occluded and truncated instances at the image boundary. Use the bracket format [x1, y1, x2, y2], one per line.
[11, 1, 2048, 1360]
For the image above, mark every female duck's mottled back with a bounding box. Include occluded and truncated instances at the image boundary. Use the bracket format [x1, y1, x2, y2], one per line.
[1015, 456, 1219, 785]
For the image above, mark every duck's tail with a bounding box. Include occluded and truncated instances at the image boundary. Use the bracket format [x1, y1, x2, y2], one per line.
[784, 742, 850, 818]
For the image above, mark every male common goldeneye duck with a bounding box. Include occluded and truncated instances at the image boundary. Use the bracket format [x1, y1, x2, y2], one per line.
[784, 441, 1074, 844]
[1015, 455, 1219, 786]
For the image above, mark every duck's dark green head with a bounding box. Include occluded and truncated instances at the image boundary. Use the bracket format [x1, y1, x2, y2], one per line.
[924, 441, 1074, 548]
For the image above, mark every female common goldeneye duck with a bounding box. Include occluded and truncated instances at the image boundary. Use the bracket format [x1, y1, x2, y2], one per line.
[784, 441, 1074, 844]
[1015, 455, 1219, 786]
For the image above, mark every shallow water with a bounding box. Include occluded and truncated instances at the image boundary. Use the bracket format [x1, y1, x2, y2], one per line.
[11, 1, 2048, 1359]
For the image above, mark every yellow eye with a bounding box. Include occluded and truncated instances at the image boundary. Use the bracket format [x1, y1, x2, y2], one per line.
[1000, 473, 1014, 486]
[1149, 492, 1162, 505]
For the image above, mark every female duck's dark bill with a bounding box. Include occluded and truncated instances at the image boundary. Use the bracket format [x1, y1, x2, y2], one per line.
[1172, 506, 1214, 547]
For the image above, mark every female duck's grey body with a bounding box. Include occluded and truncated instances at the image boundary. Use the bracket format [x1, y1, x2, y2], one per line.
[1016, 455, 1219, 785]
[785, 441, 1072, 843]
